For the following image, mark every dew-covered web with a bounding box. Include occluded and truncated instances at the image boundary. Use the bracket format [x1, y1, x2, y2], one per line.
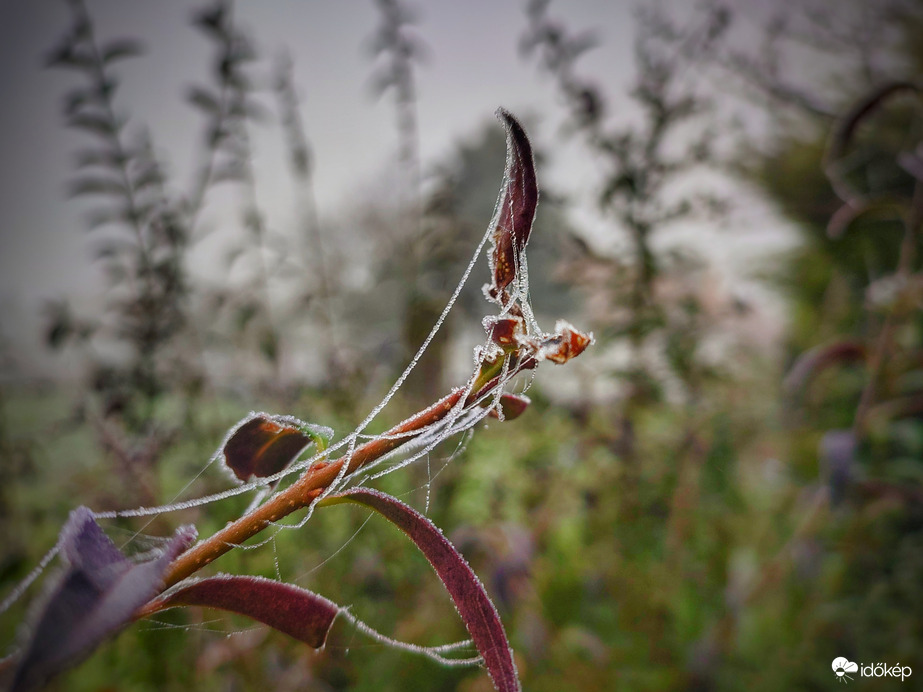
[2, 123, 546, 675]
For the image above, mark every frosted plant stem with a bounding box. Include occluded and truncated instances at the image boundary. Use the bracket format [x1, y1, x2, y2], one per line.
[152, 388, 469, 591]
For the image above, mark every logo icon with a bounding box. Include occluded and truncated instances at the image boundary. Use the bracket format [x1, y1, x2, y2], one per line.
[833, 657, 859, 683]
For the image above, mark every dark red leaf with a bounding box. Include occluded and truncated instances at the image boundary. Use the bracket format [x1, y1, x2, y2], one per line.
[487, 394, 531, 421]
[488, 109, 538, 300]
[531, 319, 594, 365]
[222, 414, 330, 482]
[323, 489, 521, 692]
[483, 315, 524, 349]
[11, 508, 196, 692]
[152, 575, 339, 648]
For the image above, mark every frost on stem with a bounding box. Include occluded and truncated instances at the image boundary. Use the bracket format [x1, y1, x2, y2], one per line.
[4, 109, 593, 692]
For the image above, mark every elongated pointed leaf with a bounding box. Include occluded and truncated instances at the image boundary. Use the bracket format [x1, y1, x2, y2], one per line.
[153, 575, 339, 648]
[488, 109, 538, 299]
[222, 413, 332, 482]
[323, 489, 521, 692]
[11, 508, 196, 692]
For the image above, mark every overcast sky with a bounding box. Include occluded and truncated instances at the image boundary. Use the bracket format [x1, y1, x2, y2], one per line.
[0, 0, 793, 377]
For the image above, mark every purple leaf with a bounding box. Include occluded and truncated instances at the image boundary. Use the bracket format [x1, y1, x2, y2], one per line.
[323, 489, 521, 692]
[11, 507, 196, 692]
[152, 575, 339, 648]
[222, 413, 330, 482]
[488, 109, 538, 301]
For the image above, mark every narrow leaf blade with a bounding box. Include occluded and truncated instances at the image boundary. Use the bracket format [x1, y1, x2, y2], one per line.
[153, 575, 339, 648]
[324, 489, 521, 692]
[488, 109, 538, 299]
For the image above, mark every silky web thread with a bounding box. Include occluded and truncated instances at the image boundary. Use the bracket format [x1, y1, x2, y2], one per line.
[0, 150, 541, 634]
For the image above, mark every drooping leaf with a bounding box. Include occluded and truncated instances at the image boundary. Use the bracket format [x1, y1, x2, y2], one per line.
[487, 109, 538, 301]
[186, 85, 221, 114]
[45, 42, 95, 71]
[100, 39, 144, 64]
[826, 198, 905, 239]
[63, 87, 95, 117]
[222, 413, 332, 482]
[74, 147, 125, 170]
[11, 508, 196, 692]
[826, 81, 920, 165]
[193, 3, 227, 39]
[483, 314, 525, 351]
[67, 111, 119, 139]
[783, 340, 867, 395]
[322, 489, 521, 692]
[151, 575, 339, 648]
[132, 165, 165, 191]
[84, 204, 145, 230]
[69, 175, 127, 197]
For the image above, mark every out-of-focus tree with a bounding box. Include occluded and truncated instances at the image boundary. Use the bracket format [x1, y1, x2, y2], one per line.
[657, 1, 923, 683]
[44, 0, 198, 503]
[521, 0, 742, 500]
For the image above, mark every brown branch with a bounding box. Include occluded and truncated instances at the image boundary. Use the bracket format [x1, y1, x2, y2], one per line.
[152, 387, 467, 595]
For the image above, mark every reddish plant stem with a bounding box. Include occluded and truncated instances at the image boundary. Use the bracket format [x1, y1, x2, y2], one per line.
[152, 388, 467, 595]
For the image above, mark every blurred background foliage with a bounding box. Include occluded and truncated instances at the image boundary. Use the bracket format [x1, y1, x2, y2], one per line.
[2, 0, 923, 690]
